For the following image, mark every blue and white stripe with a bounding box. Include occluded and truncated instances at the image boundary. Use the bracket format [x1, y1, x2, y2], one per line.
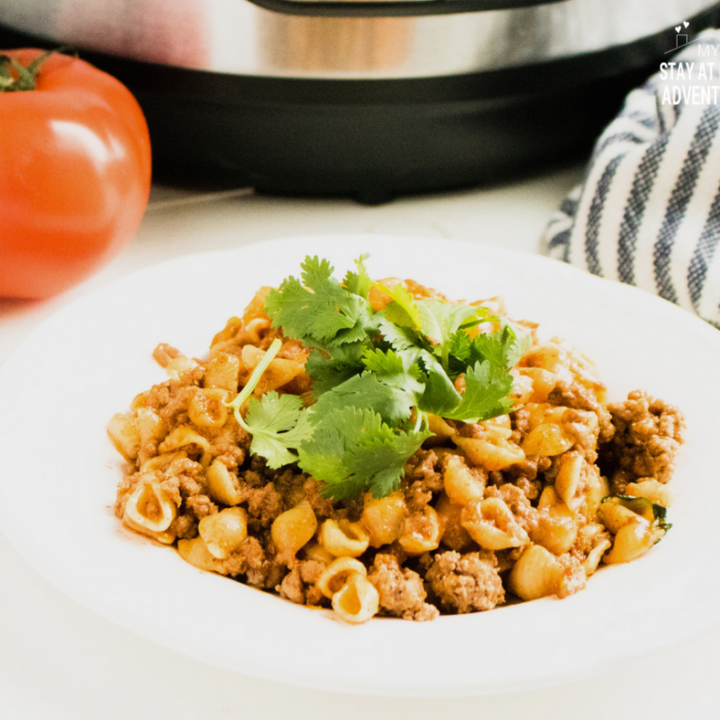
[543, 30, 720, 328]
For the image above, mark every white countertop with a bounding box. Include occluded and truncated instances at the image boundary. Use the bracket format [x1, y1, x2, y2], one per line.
[2, 165, 718, 719]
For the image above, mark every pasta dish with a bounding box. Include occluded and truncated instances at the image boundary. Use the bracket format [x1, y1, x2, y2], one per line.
[108, 255, 684, 623]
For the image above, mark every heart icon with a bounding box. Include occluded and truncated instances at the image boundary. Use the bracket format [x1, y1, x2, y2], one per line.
[684, 20, 690, 28]
[676, 25, 682, 32]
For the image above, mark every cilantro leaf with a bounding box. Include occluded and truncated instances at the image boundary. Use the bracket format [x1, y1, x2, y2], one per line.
[362, 347, 425, 384]
[443, 360, 515, 423]
[298, 408, 431, 500]
[350, 429, 431, 499]
[377, 282, 421, 330]
[304, 342, 368, 397]
[377, 318, 463, 417]
[503, 325, 533, 368]
[376, 317, 430, 367]
[312, 371, 420, 426]
[343, 254, 372, 299]
[263, 256, 373, 347]
[447, 330, 474, 372]
[361, 347, 406, 375]
[417, 359, 464, 416]
[448, 323, 530, 378]
[469, 324, 530, 370]
[241, 392, 314, 468]
[416, 299, 482, 349]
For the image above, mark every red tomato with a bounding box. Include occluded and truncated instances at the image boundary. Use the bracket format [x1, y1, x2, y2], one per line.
[0, 49, 151, 298]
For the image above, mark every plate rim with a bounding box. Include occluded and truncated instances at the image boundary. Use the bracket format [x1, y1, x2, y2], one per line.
[1, 234, 719, 697]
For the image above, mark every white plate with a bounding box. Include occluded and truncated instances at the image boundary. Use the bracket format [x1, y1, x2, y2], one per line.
[1, 235, 719, 698]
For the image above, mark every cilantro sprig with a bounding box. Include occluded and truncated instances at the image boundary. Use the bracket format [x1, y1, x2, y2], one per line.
[231, 256, 529, 500]
[226, 339, 314, 468]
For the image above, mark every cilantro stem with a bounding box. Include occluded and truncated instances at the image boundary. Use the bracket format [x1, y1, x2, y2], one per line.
[458, 315, 499, 331]
[226, 337, 282, 429]
[413, 409, 428, 434]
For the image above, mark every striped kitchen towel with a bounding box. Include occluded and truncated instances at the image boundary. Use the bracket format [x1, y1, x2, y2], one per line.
[542, 29, 720, 328]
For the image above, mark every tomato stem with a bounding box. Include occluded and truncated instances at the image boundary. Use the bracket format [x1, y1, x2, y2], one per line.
[0, 48, 70, 93]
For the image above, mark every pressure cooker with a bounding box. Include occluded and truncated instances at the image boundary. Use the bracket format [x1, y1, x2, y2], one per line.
[1, 0, 719, 200]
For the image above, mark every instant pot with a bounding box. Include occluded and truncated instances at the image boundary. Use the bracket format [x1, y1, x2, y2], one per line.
[1, 0, 719, 200]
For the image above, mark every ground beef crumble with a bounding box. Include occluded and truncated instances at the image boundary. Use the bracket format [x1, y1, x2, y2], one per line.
[425, 551, 505, 614]
[549, 380, 614, 444]
[277, 560, 326, 606]
[367, 553, 439, 621]
[484, 484, 539, 534]
[403, 450, 444, 511]
[600, 390, 685, 490]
